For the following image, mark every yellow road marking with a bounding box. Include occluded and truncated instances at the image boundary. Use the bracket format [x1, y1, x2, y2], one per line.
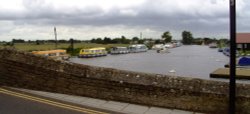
[0, 88, 109, 114]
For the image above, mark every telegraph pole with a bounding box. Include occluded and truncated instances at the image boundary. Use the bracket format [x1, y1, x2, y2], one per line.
[229, 0, 236, 113]
[54, 27, 57, 49]
[140, 32, 142, 39]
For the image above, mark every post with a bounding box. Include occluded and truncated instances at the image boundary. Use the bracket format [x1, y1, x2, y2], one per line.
[229, 0, 236, 113]
[54, 27, 57, 49]
[70, 38, 74, 51]
[140, 32, 142, 39]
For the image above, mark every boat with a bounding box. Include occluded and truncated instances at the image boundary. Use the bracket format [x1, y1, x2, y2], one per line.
[223, 47, 230, 56]
[32, 49, 70, 60]
[164, 43, 174, 48]
[128, 44, 148, 53]
[78, 47, 107, 58]
[238, 56, 250, 66]
[218, 48, 223, 52]
[156, 47, 170, 53]
[175, 42, 182, 47]
[222, 47, 239, 56]
[110, 47, 129, 54]
[152, 44, 164, 50]
[209, 43, 218, 48]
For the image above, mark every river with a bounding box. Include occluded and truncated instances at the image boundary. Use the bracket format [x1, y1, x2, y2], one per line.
[70, 45, 235, 81]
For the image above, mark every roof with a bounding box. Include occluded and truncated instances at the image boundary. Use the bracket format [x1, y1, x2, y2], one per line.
[82, 47, 106, 50]
[237, 33, 250, 43]
[32, 49, 66, 55]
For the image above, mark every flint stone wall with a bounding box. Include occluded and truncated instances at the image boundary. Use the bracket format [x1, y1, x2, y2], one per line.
[0, 48, 250, 113]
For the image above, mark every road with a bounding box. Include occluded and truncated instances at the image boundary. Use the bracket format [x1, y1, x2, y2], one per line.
[0, 87, 109, 114]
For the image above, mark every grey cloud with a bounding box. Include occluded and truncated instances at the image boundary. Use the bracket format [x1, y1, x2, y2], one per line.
[0, 0, 249, 40]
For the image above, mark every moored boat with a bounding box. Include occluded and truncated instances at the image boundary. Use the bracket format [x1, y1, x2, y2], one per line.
[78, 47, 107, 58]
[209, 43, 218, 48]
[110, 47, 129, 54]
[156, 47, 170, 53]
[129, 44, 148, 53]
[238, 56, 250, 66]
[32, 49, 70, 60]
[152, 44, 164, 50]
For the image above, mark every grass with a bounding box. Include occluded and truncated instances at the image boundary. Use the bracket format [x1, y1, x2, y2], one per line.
[0, 43, 129, 51]
[0, 43, 130, 56]
[239, 50, 250, 56]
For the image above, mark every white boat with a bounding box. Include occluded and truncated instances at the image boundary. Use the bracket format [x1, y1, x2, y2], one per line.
[110, 47, 129, 54]
[164, 43, 174, 48]
[209, 43, 218, 48]
[152, 44, 164, 50]
[129, 44, 148, 53]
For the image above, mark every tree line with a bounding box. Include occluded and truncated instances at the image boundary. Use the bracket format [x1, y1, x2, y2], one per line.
[2, 31, 228, 46]
[161, 30, 228, 45]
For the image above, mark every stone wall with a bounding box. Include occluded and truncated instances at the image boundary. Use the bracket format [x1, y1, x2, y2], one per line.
[1, 48, 250, 113]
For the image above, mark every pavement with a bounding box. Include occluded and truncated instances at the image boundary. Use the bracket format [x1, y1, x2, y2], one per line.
[6, 87, 205, 114]
[0, 91, 87, 114]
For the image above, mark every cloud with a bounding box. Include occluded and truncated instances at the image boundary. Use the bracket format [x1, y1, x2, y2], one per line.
[0, 0, 249, 41]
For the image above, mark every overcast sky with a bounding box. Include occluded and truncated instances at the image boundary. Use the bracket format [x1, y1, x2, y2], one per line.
[0, 0, 249, 41]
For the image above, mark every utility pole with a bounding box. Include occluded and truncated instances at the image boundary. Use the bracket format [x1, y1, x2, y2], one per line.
[229, 0, 236, 114]
[70, 38, 74, 50]
[140, 32, 142, 39]
[54, 27, 57, 49]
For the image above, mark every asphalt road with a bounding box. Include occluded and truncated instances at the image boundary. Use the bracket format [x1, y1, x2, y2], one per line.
[0, 88, 108, 114]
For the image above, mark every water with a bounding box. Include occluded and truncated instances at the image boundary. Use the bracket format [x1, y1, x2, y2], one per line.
[70, 45, 232, 80]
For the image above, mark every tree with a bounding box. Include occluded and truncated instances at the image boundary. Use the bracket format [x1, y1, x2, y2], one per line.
[90, 38, 96, 43]
[161, 31, 172, 43]
[36, 40, 40, 45]
[12, 39, 25, 43]
[182, 31, 193, 45]
[138, 39, 144, 44]
[154, 39, 162, 44]
[95, 38, 103, 44]
[132, 37, 139, 41]
[103, 37, 112, 44]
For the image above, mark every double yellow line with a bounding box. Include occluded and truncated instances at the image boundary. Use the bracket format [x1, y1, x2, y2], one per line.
[0, 88, 108, 114]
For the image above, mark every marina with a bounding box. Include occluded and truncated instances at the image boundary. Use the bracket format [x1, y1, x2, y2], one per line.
[70, 45, 231, 81]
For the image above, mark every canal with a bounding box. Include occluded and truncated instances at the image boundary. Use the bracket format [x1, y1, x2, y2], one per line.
[70, 45, 231, 81]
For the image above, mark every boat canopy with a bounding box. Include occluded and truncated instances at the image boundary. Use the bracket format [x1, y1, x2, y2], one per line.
[238, 57, 250, 66]
[32, 50, 66, 55]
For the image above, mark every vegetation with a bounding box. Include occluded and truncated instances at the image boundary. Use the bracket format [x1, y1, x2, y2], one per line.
[161, 31, 172, 43]
[0, 31, 233, 56]
[0, 42, 130, 56]
[90, 36, 131, 44]
[182, 31, 193, 45]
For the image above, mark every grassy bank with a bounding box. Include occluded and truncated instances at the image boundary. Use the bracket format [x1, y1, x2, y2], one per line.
[0, 43, 129, 56]
[239, 50, 250, 56]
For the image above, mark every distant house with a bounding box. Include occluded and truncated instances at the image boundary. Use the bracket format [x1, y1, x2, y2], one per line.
[236, 33, 250, 51]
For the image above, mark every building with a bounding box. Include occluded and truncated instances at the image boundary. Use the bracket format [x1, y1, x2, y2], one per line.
[236, 33, 250, 51]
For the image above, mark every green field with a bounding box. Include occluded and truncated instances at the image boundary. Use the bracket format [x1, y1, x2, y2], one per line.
[0, 43, 129, 51]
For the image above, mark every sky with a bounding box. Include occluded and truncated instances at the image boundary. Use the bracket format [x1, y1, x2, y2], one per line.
[0, 0, 249, 41]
